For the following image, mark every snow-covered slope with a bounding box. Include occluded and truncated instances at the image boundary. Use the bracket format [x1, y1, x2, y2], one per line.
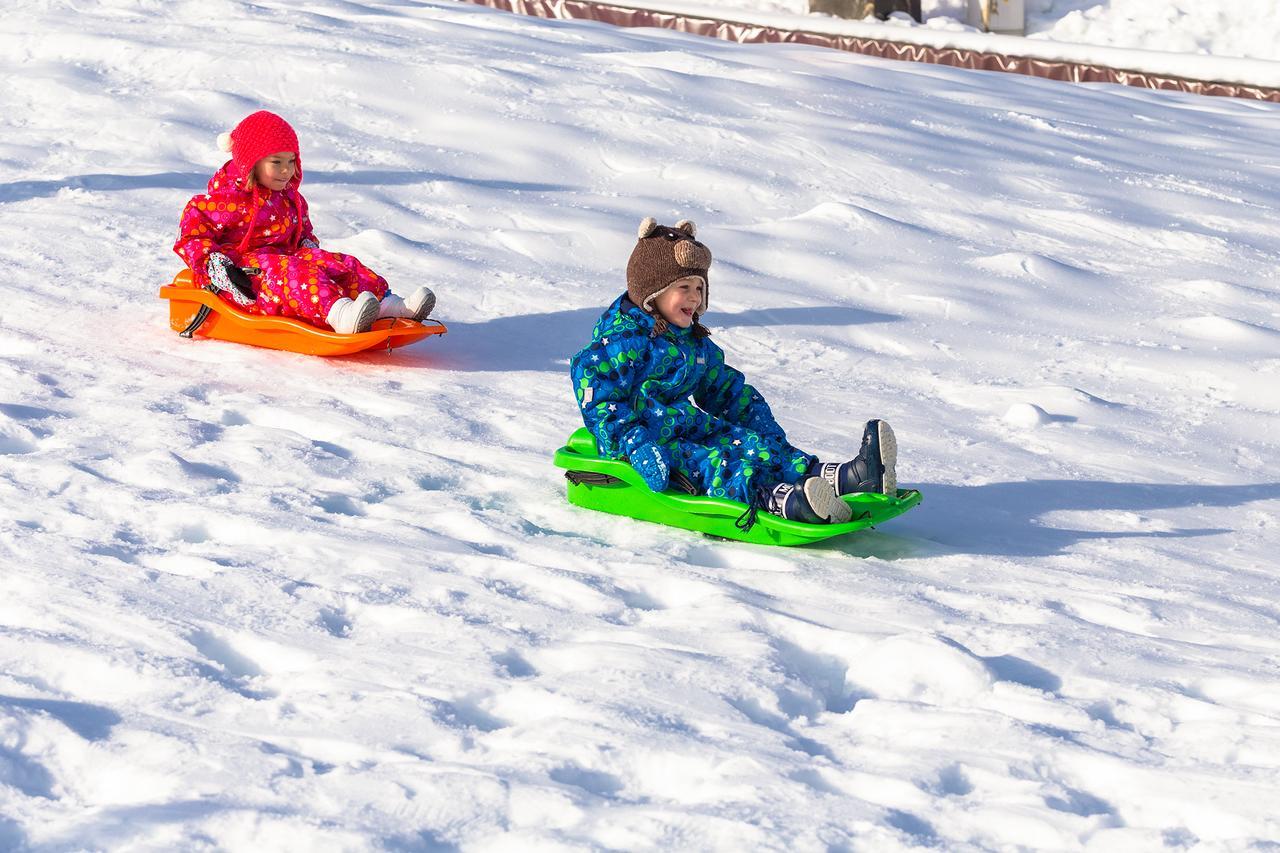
[682, 0, 1280, 63]
[1021, 0, 1280, 60]
[2, 0, 1279, 849]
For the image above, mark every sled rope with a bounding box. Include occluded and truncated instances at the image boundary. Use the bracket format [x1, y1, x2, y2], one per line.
[734, 494, 762, 532]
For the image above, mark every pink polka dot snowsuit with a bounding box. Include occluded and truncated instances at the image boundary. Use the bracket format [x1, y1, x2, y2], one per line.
[174, 160, 387, 327]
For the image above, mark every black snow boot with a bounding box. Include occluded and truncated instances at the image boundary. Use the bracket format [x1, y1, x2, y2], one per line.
[814, 419, 898, 496]
[760, 476, 853, 525]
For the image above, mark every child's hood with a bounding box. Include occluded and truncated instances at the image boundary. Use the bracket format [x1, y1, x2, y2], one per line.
[204, 158, 301, 198]
[597, 294, 698, 343]
[194, 159, 307, 255]
[597, 294, 653, 337]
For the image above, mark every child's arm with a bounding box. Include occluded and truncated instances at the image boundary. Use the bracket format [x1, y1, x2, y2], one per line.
[571, 327, 672, 491]
[297, 194, 319, 249]
[693, 345, 787, 441]
[173, 196, 235, 287]
[571, 330, 649, 457]
[173, 197, 256, 304]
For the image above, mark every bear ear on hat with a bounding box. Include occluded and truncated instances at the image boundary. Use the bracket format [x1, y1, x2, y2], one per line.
[217, 131, 233, 152]
[637, 216, 659, 239]
[674, 219, 697, 237]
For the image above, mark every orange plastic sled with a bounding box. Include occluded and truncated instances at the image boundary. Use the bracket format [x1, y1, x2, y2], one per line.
[159, 269, 446, 357]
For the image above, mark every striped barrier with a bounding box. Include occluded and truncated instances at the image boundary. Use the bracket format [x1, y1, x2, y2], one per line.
[463, 0, 1280, 103]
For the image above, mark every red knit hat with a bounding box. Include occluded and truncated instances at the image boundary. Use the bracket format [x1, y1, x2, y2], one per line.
[217, 111, 302, 184]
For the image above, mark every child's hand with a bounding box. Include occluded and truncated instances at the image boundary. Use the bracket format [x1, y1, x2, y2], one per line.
[629, 442, 672, 493]
[206, 253, 258, 306]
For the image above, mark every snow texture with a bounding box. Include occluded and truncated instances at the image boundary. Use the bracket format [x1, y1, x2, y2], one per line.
[683, 0, 1280, 64]
[2, 0, 1279, 849]
[600, 0, 1280, 88]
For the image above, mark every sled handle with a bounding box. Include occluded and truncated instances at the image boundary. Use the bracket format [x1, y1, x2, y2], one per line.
[565, 470, 623, 487]
[179, 303, 213, 338]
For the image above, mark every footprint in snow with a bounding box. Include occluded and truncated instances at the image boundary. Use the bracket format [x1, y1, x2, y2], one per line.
[493, 649, 537, 679]
[314, 492, 365, 516]
[549, 764, 624, 798]
[186, 629, 277, 701]
[318, 607, 352, 638]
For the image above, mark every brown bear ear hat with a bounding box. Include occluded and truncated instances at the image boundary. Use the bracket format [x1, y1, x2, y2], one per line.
[626, 217, 713, 328]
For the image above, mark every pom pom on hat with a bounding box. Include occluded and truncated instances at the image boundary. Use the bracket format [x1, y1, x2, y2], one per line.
[216, 131, 233, 152]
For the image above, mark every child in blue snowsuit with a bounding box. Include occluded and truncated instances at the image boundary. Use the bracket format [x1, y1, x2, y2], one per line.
[569, 217, 899, 526]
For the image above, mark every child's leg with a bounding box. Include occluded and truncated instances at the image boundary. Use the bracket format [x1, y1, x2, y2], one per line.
[676, 428, 850, 524]
[316, 250, 390, 302]
[674, 428, 809, 503]
[242, 251, 346, 327]
[321, 251, 435, 320]
[250, 250, 394, 332]
[377, 286, 435, 321]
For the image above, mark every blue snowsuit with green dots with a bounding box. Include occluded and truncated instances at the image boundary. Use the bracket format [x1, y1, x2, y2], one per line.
[570, 295, 814, 503]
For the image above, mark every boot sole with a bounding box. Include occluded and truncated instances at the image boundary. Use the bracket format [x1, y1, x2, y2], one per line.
[354, 294, 380, 333]
[876, 420, 898, 496]
[412, 290, 436, 322]
[803, 476, 852, 524]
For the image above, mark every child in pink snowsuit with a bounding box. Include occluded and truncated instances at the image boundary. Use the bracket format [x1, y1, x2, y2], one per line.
[174, 111, 433, 334]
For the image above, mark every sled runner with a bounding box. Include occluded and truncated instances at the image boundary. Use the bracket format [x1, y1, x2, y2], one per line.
[553, 428, 922, 546]
[159, 270, 445, 357]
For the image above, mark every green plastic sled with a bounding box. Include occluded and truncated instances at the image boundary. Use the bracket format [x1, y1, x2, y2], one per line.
[552, 428, 922, 547]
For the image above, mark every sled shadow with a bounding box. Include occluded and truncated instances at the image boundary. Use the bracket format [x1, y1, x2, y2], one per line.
[841, 479, 1280, 559]
[0, 170, 568, 204]
[391, 303, 901, 372]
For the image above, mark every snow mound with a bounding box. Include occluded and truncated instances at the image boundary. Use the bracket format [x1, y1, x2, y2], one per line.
[1003, 402, 1053, 428]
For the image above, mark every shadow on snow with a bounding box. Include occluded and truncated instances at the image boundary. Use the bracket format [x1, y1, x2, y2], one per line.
[853, 479, 1280, 559]
[361, 302, 902, 372]
[0, 169, 570, 204]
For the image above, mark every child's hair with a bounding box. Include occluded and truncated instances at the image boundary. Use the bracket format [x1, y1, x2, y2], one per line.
[626, 217, 713, 338]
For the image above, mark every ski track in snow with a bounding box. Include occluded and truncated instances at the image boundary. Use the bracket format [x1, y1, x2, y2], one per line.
[2, 0, 1279, 849]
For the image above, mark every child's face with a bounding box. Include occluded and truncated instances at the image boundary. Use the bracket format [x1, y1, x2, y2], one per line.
[653, 276, 705, 328]
[254, 151, 296, 191]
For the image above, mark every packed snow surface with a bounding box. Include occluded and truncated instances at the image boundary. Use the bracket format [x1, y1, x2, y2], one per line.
[3, 0, 1280, 849]
[1020, 0, 1280, 61]
[687, 0, 1280, 63]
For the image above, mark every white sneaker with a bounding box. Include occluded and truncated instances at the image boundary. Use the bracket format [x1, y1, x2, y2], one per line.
[376, 294, 407, 320]
[404, 286, 435, 321]
[326, 292, 379, 334]
[376, 287, 435, 321]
